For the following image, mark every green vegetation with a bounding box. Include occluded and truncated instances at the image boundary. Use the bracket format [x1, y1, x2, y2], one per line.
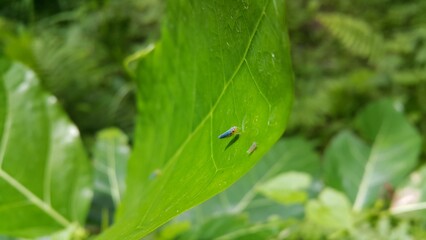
[1, 0, 426, 239]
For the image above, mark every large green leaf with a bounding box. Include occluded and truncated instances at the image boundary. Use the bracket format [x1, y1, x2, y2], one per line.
[324, 100, 421, 211]
[100, 0, 294, 238]
[0, 62, 92, 237]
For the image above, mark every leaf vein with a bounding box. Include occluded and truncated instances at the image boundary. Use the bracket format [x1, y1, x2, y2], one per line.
[245, 59, 272, 116]
[0, 107, 12, 167]
[0, 169, 71, 227]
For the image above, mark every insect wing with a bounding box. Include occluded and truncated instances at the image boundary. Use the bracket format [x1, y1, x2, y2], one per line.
[218, 129, 233, 139]
[247, 142, 257, 155]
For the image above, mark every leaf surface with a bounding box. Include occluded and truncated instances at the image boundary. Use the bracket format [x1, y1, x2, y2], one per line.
[324, 100, 421, 211]
[0, 62, 92, 237]
[99, 0, 294, 238]
[93, 128, 129, 206]
[306, 188, 353, 231]
[257, 171, 312, 204]
[89, 128, 130, 227]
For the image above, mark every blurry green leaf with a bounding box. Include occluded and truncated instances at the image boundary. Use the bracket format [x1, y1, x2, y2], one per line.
[0, 62, 92, 237]
[0, 30, 37, 70]
[415, 45, 426, 63]
[257, 171, 312, 204]
[324, 100, 421, 211]
[349, 215, 414, 240]
[324, 130, 369, 203]
[386, 32, 417, 54]
[0, 235, 15, 240]
[178, 214, 282, 240]
[28, 223, 88, 240]
[179, 215, 249, 240]
[156, 221, 191, 240]
[392, 68, 426, 85]
[93, 128, 129, 206]
[317, 13, 384, 61]
[215, 220, 283, 240]
[306, 188, 353, 231]
[99, 0, 294, 239]
[89, 128, 130, 228]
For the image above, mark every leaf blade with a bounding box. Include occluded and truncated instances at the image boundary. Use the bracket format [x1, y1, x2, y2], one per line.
[100, 0, 294, 239]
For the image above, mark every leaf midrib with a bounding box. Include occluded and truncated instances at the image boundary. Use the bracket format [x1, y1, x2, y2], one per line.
[353, 121, 385, 211]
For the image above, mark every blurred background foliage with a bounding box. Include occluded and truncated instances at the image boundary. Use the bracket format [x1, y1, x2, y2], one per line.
[1, 0, 163, 139]
[1, 0, 426, 239]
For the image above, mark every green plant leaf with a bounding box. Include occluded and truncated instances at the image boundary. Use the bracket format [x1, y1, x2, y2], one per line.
[324, 130, 370, 203]
[257, 171, 312, 204]
[99, 0, 294, 238]
[93, 128, 129, 205]
[90, 128, 130, 227]
[0, 62, 92, 237]
[306, 188, 353, 231]
[156, 221, 191, 240]
[324, 100, 422, 211]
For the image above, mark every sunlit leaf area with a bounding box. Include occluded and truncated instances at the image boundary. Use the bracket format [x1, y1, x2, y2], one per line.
[1, 0, 426, 239]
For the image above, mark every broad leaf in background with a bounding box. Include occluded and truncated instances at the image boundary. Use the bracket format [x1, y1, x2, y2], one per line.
[0, 62, 92, 237]
[324, 100, 421, 211]
[93, 128, 129, 205]
[90, 128, 129, 227]
[306, 188, 353, 232]
[99, 0, 294, 238]
[257, 171, 312, 204]
[323, 131, 369, 202]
